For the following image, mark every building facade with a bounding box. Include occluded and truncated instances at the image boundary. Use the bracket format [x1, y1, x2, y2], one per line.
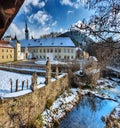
[20, 37, 76, 61]
[0, 40, 14, 63]
[10, 39, 25, 61]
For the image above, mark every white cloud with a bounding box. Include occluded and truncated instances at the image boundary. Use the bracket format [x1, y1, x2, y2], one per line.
[30, 27, 51, 38]
[60, 0, 83, 9]
[67, 10, 74, 14]
[60, 0, 73, 7]
[28, 11, 51, 26]
[59, 28, 64, 32]
[51, 21, 57, 27]
[4, 23, 24, 39]
[4, 22, 51, 39]
[21, 0, 46, 14]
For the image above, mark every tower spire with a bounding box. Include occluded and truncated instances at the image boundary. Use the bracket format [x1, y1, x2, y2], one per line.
[25, 21, 29, 40]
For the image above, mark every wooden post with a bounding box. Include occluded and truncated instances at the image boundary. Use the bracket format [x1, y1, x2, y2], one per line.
[45, 57, 51, 85]
[30, 72, 38, 91]
[16, 79, 18, 92]
[10, 79, 13, 93]
[26, 79, 28, 89]
[55, 66, 59, 79]
[22, 81, 24, 90]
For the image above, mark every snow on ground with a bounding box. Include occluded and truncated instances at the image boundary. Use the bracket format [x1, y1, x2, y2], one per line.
[0, 70, 46, 97]
[96, 78, 116, 89]
[42, 88, 80, 128]
[111, 105, 120, 119]
[35, 60, 67, 65]
[106, 66, 120, 73]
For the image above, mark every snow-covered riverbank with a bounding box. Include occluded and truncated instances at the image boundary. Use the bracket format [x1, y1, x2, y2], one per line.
[42, 88, 81, 128]
[41, 78, 120, 128]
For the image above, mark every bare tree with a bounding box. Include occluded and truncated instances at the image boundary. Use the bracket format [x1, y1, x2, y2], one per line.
[76, 0, 120, 42]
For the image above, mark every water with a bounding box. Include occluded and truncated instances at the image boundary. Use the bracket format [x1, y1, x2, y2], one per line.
[58, 81, 120, 128]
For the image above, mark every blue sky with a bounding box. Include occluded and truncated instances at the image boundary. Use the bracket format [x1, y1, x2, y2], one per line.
[5, 0, 94, 39]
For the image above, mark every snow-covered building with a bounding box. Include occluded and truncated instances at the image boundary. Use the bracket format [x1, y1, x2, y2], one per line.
[20, 37, 76, 60]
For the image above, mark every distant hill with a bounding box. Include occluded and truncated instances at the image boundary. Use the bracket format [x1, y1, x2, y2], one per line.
[58, 30, 93, 47]
[58, 20, 93, 47]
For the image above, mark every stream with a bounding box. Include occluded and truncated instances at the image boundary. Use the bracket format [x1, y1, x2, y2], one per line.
[58, 79, 120, 128]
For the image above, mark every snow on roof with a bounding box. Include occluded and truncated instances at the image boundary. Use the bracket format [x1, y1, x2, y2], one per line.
[0, 41, 13, 48]
[9, 39, 20, 48]
[19, 37, 75, 48]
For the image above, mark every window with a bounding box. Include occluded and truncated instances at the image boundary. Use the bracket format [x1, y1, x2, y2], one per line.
[71, 56, 73, 59]
[40, 49, 42, 52]
[10, 55, 12, 58]
[55, 49, 57, 53]
[68, 49, 70, 53]
[6, 49, 8, 52]
[2, 56, 4, 59]
[47, 49, 49, 52]
[51, 49, 53, 53]
[44, 49, 46, 52]
[2, 49, 4, 52]
[59, 49, 61, 53]
[6, 55, 8, 59]
[64, 49, 66, 53]
[71, 49, 73, 53]
[64, 56, 66, 59]
[60, 42, 63, 45]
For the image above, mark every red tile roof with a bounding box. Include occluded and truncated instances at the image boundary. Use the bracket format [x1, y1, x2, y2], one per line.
[0, 40, 14, 48]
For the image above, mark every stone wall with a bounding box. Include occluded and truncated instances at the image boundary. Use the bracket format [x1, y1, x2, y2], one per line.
[0, 74, 69, 127]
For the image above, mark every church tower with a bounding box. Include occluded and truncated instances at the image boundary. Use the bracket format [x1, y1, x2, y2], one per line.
[25, 22, 29, 40]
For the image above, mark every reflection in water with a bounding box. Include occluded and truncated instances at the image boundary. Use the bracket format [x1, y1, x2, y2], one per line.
[78, 95, 104, 112]
[58, 96, 118, 128]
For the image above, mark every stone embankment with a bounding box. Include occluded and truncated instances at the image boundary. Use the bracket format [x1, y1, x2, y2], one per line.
[105, 104, 120, 128]
[0, 58, 69, 128]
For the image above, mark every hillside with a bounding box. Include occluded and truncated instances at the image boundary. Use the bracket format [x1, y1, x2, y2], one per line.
[86, 42, 120, 70]
[58, 30, 93, 47]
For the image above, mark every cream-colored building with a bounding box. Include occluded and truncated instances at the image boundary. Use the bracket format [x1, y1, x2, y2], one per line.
[0, 40, 14, 63]
[20, 37, 76, 60]
[10, 40, 23, 61]
[0, 39, 25, 63]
